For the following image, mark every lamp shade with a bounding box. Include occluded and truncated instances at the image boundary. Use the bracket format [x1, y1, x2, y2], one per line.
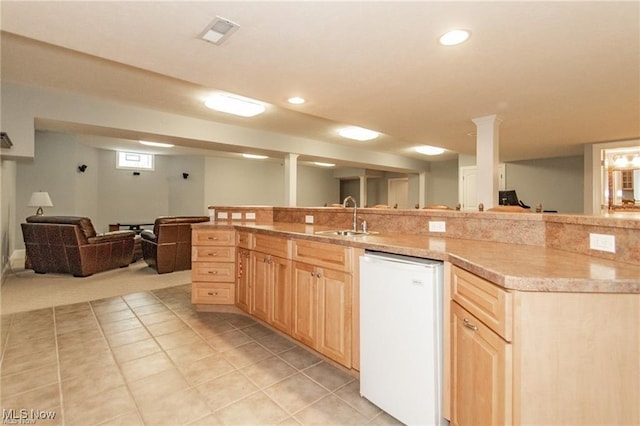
[28, 192, 53, 215]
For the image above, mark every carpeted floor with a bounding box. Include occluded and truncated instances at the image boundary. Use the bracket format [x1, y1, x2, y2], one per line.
[1, 259, 191, 315]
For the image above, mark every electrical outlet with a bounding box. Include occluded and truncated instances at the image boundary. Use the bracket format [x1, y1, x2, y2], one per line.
[305, 215, 314, 224]
[589, 233, 616, 253]
[231, 212, 242, 220]
[428, 221, 446, 233]
[217, 212, 228, 219]
[245, 212, 256, 220]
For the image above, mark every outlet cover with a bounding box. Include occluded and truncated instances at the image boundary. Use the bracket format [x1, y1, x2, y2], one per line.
[245, 212, 256, 220]
[589, 233, 616, 253]
[231, 212, 242, 220]
[429, 221, 446, 233]
[305, 215, 314, 224]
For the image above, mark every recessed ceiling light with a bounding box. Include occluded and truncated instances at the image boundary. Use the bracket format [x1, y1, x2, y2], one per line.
[242, 153, 268, 159]
[439, 29, 471, 46]
[415, 145, 445, 156]
[288, 97, 306, 105]
[338, 126, 379, 141]
[205, 93, 265, 117]
[314, 162, 335, 167]
[139, 141, 174, 148]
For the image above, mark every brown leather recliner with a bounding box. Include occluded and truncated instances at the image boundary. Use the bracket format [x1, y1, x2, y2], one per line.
[140, 216, 210, 274]
[21, 216, 136, 277]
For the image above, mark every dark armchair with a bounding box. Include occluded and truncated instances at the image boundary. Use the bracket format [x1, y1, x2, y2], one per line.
[140, 216, 210, 274]
[21, 216, 136, 277]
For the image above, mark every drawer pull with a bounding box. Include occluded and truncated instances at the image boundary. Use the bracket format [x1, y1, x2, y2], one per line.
[207, 253, 217, 256]
[207, 291, 219, 296]
[207, 236, 218, 240]
[463, 318, 478, 331]
[207, 271, 218, 275]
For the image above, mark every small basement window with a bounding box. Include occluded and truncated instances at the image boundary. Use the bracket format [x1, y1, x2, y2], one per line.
[116, 151, 154, 171]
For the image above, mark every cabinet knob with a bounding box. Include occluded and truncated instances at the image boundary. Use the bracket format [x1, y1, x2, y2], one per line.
[463, 318, 478, 331]
[311, 272, 315, 277]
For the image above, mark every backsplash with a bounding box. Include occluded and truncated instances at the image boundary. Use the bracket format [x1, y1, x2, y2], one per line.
[208, 206, 640, 266]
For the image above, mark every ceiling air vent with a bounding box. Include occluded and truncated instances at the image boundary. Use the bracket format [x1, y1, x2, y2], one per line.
[200, 16, 239, 45]
[1, 132, 13, 149]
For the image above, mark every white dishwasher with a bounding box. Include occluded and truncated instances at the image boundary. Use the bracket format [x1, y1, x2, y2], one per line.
[359, 251, 447, 426]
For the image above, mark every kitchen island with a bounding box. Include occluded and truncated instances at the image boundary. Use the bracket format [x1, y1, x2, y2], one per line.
[192, 206, 639, 425]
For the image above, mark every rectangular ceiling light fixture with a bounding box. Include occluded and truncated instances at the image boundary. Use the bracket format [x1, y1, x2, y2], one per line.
[201, 16, 239, 45]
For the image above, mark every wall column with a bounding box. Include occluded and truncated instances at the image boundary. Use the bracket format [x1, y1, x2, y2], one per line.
[472, 114, 502, 209]
[284, 153, 298, 206]
[418, 171, 428, 208]
[359, 175, 367, 208]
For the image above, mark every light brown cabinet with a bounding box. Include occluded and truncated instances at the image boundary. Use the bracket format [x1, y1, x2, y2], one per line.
[448, 265, 639, 425]
[236, 247, 251, 313]
[191, 229, 236, 305]
[292, 240, 353, 368]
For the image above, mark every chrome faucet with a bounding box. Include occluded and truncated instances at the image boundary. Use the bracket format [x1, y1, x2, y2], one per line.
[342, 196, 358, 231]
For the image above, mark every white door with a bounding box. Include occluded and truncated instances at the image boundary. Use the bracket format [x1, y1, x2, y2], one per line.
[388, 178, 408, 209]
[459, 165, 505, 211]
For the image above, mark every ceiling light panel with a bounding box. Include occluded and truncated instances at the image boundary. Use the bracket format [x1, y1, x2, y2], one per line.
[439, 29, 471, 46]
[201, 16, 239, 45]
[338, 126, 379, 141]
[139, 140, 174, 148]
[242, 153, 268, 159]
[205, 93, 266, 117]
[415, 145, 445, 155]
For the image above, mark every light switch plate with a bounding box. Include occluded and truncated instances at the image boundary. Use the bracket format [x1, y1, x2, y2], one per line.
[428, 221, 446, 233]
[305, 215, 314, 224]
[589, 233, 615, 253]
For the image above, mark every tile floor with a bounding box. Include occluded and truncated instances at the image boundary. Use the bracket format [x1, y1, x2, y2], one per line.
[0, 284, 402, 425]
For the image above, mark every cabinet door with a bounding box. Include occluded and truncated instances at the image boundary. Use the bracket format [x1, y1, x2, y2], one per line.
[251, 251, 270, 322]
[236, 248, 251, 313]
[291, 261, 316, 347]
[450, 302, 511, 426]
[270, 256, 291, 334]
[316, 267, 352, 367]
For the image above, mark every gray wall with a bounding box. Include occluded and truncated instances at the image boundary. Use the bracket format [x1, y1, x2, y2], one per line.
[428, 159, 459, 208]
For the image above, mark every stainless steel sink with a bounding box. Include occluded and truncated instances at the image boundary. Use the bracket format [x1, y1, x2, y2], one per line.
[314, 229, 379, 236]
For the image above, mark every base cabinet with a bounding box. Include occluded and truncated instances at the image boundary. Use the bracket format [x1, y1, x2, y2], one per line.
[191, 229, 236, 305]
[251, 250, 291, 334]
[236, 248, 251, 313]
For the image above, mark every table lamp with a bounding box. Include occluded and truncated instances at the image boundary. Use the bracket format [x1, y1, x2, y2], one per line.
[28, 191, 53, 216]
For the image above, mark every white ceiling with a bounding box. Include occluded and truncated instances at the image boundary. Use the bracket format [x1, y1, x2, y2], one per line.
[1, 1, 639, 167]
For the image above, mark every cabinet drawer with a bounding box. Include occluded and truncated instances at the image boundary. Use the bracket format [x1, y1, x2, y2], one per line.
[292, 239, 352, 272]
[192, 283, 235, 304]
[192, 229, 235, 246]
[192, 262, 236, 283]
[451, 266, 512, 341]
[236, 231, 253, 249]
[192, 246, 235, 262]
[254, 234, 290, 259]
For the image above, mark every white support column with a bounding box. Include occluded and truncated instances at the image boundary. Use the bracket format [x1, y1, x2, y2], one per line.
[284, 153, 298, 207]
[472, 114, 502, 209]
[419, 171, 428, 208]
[359, 176, 367, 208]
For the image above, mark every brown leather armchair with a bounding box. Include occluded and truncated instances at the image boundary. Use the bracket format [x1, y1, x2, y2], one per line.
[21, 216, 136, 277]
[140, 216, 210, 274]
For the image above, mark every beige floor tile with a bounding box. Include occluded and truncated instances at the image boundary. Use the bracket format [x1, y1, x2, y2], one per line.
[54, 302, 92, 315]
[302, 361, 354, 391]
[154, 328, 203, 350]
[123, 292, 159, 308]
[0, 364, 59, 397]
[278, 346, 322, 370]
[146, 317, 190, 336]
[1, 334, 56, 360]
[6, 322, 53, 342]
[222, 341, 273, 368]
[1, 382, 61, 413]
[367, 411, 405, 425]
[0, 348, 57, 376]
[94, 307, 137, 323]
[178, 354, 236, 386]
[293, 394, 369, 425]
[95, 411, 145, 426]
[55, 316, 99, 335]
[137, 387, 212, 426]
[104, 326, 151, 347]
[130, 302, 169, 316]
[61, 362, 125, 402]
[110, 338, 162, 364]
[165, 339, 216, 367]
[63, 385, 137, 426]
[241, 356, 297, 389]
[91, 301, 130, 317]
[99, 317, 143, 335]
[59, 349, 117, 380]
[196, 370, 259, 411]
[119, 351, 174, 383]
[333, 380, 382, 420]
[225, 314, 258, 329]
[128, 368, 190, 407]
[216, 391, 289, 426]
[241, 323, 277, 340]
[56, 327, 105, 349]
[185, 412, 225, 426]
[137, 309, 179, 326]
[188, 320, 236, 339]
[263, 373, 328, 414]
[256, 333, 298, 354]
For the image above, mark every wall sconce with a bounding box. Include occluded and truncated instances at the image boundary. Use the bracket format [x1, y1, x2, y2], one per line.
[28, 191, 54, 216]
[78, 164, 88, 173]
[133, 172, 140, 176]
[182, 173, 189, 179]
